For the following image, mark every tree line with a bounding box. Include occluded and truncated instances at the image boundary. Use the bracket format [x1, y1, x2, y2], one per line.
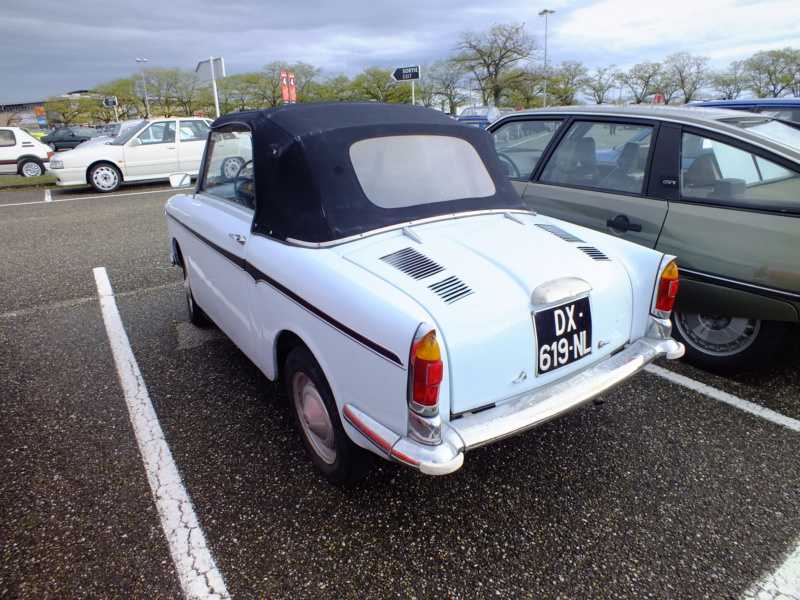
[44, 22, 800, 125]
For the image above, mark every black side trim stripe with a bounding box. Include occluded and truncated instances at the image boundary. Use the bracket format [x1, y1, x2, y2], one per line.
[168, 213, 404, 367]
[680, 268, 800, 303]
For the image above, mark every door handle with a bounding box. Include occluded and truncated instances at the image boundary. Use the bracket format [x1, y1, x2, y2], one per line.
[606, 218, 642, 233]
[229, 233, 246, 245]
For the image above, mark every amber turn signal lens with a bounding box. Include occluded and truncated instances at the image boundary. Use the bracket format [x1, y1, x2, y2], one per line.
[655, 260, 679, 313]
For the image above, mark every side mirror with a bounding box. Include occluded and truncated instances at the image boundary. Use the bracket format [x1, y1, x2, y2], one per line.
[169, 173, 192, 188]
[129, 138, 142, 147]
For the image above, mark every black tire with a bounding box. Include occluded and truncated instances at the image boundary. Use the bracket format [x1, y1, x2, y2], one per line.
[89, 163, 122, 193]
[671, 312, 787, 374]
[19, 159, 44, 177]
[285, 346, 374, 486]
[182, 262, 209, 326]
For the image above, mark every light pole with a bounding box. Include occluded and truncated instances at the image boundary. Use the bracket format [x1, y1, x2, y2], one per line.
[538, 9, 555, 108]
[135, 58, 151, 118]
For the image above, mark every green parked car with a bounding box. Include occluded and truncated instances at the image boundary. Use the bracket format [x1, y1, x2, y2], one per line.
[488, 105, 800, 374]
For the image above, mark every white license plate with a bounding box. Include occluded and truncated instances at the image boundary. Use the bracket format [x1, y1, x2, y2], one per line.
[534, 297, 593, 375]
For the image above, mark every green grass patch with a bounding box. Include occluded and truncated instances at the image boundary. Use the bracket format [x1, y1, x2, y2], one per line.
[0, 174, 59, 189]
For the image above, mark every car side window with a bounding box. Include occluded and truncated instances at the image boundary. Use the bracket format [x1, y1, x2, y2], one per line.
[539, 121, 653, 195]
[178, 120, 209, 142]
[491, 120, 562, 180]
[199, 127, 255, 210]
[0, 130, 14, 146]
[681, 133, 800, 210]
[138, 122, 176, 145]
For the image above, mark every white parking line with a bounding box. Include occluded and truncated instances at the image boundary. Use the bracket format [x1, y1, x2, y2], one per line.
[0, 187, 181, 208]
[645, 364, 800, 432]
[646, 364, 800, 600]
[93, 267, 230, 600]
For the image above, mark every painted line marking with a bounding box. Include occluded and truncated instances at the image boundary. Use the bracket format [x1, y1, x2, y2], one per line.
[646, 363, 800, 600]
[93, 267, 230, 600]
[645, 364, 800, 433]
[744, 545, 800, 600]
[1, 186, 184, 208]
[44, 189, 51, 202]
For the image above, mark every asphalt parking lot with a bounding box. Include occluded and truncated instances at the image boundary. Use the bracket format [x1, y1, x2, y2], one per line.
[1, 183, 799, 600]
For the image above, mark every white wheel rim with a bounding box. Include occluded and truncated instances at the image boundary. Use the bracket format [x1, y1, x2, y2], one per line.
[292, 372, 337, 464]
[22, 163, 42, 177]
[91, 166, 119, 191]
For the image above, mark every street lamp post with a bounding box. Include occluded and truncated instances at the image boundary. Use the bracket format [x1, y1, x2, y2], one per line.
[135, 58, 151, 118]
[538, 9, 555, 108]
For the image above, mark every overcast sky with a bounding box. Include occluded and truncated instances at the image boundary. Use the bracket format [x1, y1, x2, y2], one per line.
[2, 0, 799, 105]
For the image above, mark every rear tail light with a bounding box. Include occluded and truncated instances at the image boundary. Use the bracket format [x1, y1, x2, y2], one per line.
[409, 327, 443, 415]
[655, 260, 679, 313]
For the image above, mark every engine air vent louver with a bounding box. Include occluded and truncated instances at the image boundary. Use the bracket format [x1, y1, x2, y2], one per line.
[578, 246, 611, 261]
[535, 223, 585, 243]
[380, 247, 445, 280]
[429, 276, 474, 304]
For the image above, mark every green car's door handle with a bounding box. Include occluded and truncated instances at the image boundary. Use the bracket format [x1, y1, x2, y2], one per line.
[606, 218, 642, 233]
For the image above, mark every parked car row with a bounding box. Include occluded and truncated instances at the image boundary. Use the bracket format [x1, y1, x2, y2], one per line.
[488, 104, 800, 373]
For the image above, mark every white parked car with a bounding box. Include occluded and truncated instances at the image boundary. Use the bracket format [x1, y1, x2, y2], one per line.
[165, 102, 684, 486]
[75, 119, 147, 150]
[0, 126, 52, 177]
[49, 117, 211, 192]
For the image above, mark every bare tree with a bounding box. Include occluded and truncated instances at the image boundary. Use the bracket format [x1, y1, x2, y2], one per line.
[583, 65, 621, 104]
[426, 60, 471, 114]
[708, 61, 747, 100]
[452, 22, 536, 107]
[620, 61, 662, 103]
[663, 52, 709, 103]
[545, 60, 587, 106]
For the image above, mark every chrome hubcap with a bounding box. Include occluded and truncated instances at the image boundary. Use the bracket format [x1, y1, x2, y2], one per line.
[292, 372, 336, 464]
[674, 312, 760, 356]
[22, 162, 42, 177]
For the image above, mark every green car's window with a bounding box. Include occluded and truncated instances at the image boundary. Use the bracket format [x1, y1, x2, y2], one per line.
[491, 120, 562, 180]
[681, 133, 800, 210]
[200, 128, 254, 210]
[539, 121, 653, 195]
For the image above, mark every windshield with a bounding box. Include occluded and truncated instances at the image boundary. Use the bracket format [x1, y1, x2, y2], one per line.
[723, 116, 800, 149]
[461, 107, 490, 117]
[111, 121, 148, 145]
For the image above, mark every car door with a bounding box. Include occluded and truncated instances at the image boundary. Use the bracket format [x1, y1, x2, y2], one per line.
[519, 117, 669, 249]
[0, 129, 16, 174]
[176, 120, 211, 174]
[122, 120, 180, 177]
[654, 128, 800, 317]
[178, 127, 257, 361]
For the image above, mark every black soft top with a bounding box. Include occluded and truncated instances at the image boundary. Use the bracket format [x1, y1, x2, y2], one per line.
[209, 102, 526, 243]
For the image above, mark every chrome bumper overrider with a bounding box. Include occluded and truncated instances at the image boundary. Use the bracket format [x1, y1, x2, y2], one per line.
[344, 328, 684, 476]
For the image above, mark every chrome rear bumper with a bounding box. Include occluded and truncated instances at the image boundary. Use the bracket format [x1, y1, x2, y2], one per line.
[344, 333, 684, 476]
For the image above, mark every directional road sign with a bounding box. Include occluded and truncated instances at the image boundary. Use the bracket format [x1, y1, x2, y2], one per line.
[392, 66, 420, 81]
[103, 97, 118, 107]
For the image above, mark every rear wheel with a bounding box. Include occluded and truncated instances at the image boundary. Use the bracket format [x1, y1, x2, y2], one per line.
[19, 159, 44, 177]
[182, 261, 208, 326]
[48, 142, 57, 151]
[285, 346, 374, 486]
[672, 312, 786, 374]
[89, 163, 122, 193]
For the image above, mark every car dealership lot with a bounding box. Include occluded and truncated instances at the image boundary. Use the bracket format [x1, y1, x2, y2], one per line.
[1, 185, 799, 599]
